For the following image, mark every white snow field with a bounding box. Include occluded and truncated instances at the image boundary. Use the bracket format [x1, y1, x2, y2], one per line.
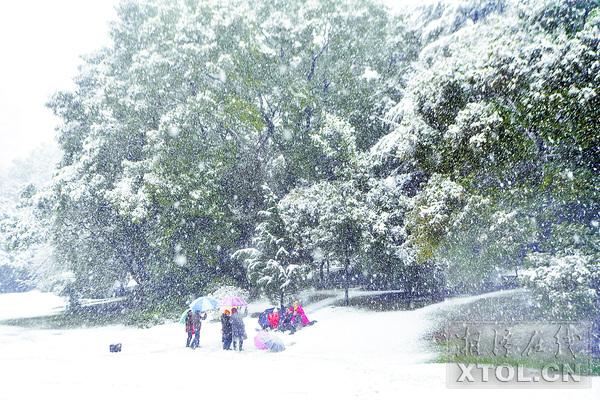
[0, 290, 598, 400]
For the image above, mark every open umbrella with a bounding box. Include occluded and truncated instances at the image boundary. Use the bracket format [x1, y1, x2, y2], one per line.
[254, 331, 285, 352]
[265, 334, 285, 352]
[254, 331, 270, 350]
[220, 296, 247, 308]
[190, 296, 218, 313]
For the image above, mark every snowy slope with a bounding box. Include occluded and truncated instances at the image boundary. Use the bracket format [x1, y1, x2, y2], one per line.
[0, 291, 598, 400]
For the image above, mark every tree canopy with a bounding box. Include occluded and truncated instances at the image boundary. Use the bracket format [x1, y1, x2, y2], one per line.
[0, 0, 595, 319]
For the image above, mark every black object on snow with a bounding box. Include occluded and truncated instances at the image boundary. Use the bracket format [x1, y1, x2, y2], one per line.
[109, 343, 122, 353]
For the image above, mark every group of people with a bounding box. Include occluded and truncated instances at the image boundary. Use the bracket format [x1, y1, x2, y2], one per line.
[184, 307, 247, 351]
[184, 300, 312, 351]
[260, 300, 313, 334]
[220, 307, 247, 351]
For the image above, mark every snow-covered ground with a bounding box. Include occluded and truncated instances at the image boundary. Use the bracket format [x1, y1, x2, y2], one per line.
[0, 290, 65, 320]
[0, 290, 598, 400]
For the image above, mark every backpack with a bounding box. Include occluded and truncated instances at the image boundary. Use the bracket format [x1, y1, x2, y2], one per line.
[109, 343, 122, 353]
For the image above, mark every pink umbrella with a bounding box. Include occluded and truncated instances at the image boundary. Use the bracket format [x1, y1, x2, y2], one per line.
[254, 331, 285, 352]
[254, 331, 269, 350]
[220, 296, 247, 307]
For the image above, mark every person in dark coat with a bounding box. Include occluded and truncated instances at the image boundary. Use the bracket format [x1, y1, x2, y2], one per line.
[184, 310, 194, 347]
[191, 310, 207, 349]
[230, 307, 247, 351]
[221, 309, 233, 350]
[280, 306, 300, 334]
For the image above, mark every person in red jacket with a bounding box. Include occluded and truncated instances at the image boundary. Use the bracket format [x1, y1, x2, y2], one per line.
[184, 310, 194, 347]
[267, 309, 280, 330]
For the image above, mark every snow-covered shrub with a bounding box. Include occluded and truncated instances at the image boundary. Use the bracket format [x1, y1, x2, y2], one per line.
[208, 285, 249, 302]
[522, 251, 599, 319]
[444, 102, 503, 152]
[437, 194, 538, 292]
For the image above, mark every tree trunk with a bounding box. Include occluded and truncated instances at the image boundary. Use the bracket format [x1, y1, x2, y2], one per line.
[344, 259, 350, 306]
[279, 291, 284, 309]
[319, 260, 324, 289]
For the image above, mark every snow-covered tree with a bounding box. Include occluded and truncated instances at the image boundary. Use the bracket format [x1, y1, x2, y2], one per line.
[42, 0, 598, 319]
[48, 0, 409, 302]
[370, 0, 599, 312]
[0, 146, 65, 292]
[280, 178, 368, 305]
[233, 187, 307, 307]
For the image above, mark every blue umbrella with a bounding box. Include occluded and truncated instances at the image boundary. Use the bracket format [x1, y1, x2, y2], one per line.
[190, 296, 218, 313]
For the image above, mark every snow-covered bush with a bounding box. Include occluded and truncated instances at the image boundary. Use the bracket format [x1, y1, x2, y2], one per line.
[522, 251, 599, 319]
[207, 285, 249, 303]
[444, 102, 503, 153]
